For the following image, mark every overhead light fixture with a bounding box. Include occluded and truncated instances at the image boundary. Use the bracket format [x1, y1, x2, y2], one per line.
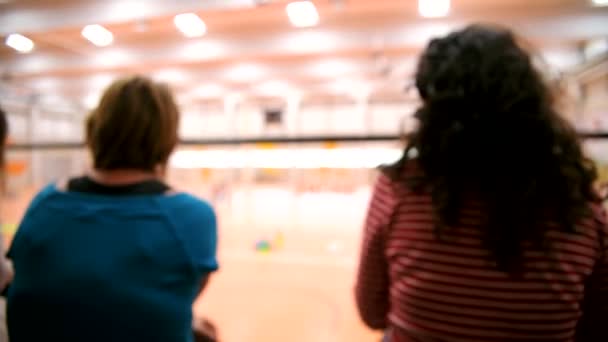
[591, 0, 608, 6]
[5, 33, 34, 53]
[81, 24, 114, 47]
[174, 13, 207, 38]
[418, 0, 450, 18]
[286, 1, 320, 28]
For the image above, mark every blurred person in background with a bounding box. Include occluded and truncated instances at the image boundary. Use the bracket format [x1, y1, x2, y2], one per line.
[0, 107, 14, 342]
[6, 76, 218, 342]
[356, 24, 607, 342]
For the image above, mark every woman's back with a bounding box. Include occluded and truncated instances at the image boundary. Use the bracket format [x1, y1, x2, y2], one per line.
[7, 183, 218, 342]
[357, 164, 608, 341]
[358, 164, 608, 341]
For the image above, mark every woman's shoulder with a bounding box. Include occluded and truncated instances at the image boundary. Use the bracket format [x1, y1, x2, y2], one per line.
[161, 192, 216, 221]
[379, 158, 425, 186]
[25, 183, 61, 211]
[164, 192, 213, 208]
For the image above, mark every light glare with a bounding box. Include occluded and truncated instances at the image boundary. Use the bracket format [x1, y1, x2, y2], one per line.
[5, 34, 34, 53]
[286, 1, 320, 28]
[418, 0, 450, 18]
[81, 24, 114, 47]
[170, 148, 402, 169]
[174, 13, 207, 38]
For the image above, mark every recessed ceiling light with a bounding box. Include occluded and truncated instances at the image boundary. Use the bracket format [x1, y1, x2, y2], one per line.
[286, 1, 320, 28]
[174, 13, 207, 38]
[81, 24, 114, 47]
[5, 33, 34, 53]
[591, 0, 608, 6]
[418, 0, 450, 18]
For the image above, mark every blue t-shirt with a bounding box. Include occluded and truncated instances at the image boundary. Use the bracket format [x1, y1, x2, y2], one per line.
[7, 184, 218, 342]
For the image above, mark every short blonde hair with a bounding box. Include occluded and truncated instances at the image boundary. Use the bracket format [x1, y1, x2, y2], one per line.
[86, 76, 179, 171]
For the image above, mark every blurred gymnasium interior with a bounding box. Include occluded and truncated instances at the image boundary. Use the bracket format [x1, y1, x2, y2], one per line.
[1, 1, 607, 341]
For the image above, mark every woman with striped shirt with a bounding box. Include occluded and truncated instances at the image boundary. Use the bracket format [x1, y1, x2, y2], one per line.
[356, 25, 607, 341]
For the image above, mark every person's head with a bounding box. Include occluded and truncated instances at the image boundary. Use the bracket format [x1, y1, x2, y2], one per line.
[386, 24, 598, 271]
[86, 76, 179, 173]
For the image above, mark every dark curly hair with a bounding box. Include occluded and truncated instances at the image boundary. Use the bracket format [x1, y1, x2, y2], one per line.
[385, 24, 599, 271]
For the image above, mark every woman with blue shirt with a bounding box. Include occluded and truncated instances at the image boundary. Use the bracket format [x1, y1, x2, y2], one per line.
[7, 76, 219, 342]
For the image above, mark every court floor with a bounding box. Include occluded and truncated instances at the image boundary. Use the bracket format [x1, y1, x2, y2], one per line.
[195, 243, 380, 342]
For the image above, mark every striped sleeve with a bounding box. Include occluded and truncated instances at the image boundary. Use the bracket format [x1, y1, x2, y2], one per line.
[355, 173, 396, 330]
[576, 206, 608, 341]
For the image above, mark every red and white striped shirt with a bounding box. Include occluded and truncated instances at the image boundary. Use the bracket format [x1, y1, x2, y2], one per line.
[356, 164, 608, 341]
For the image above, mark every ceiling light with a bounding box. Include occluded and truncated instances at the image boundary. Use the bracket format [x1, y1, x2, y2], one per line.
[174, 13, 207, 38]
[5, 34, 34, 53]
[286, 1, 320, 28]
[418, 0, 450, 18]
[81, 24, 114, 47]
[591, 0, 608, 6]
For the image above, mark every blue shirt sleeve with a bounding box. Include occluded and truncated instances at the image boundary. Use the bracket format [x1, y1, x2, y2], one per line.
[166, 195, 219, 275]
